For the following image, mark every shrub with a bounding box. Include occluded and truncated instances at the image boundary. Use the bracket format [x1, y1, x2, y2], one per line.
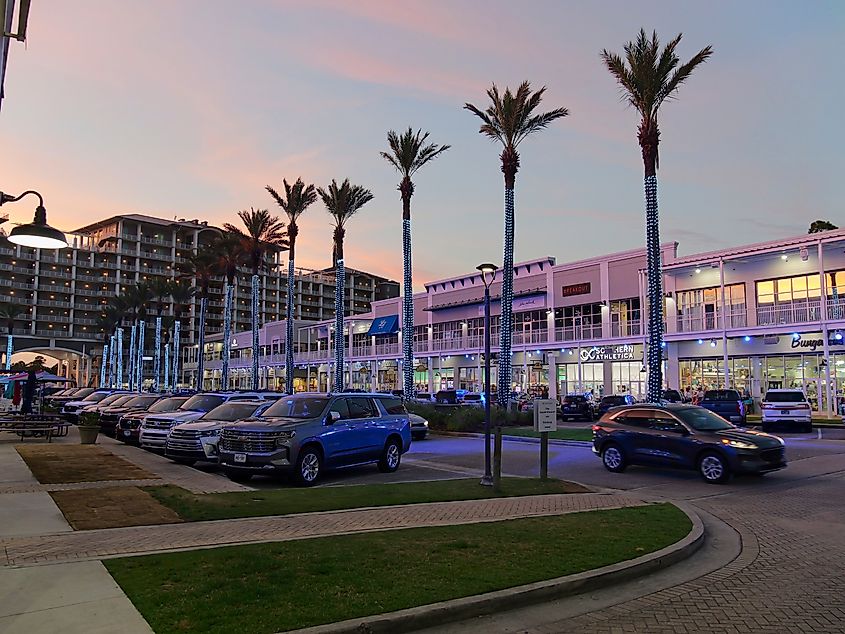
[406, 402, 532, 433]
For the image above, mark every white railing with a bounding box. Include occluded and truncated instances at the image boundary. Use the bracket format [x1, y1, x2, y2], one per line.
[827, 298, 845, 321]
[555, 324, 603, 342]
[757, 300, 821, 326]
[413, 341, 430, 353]
[375, 343, 399, 356]
[352, 345, 371, 357]
[513, 330, 549, 345]
[610, 320, 642, 337]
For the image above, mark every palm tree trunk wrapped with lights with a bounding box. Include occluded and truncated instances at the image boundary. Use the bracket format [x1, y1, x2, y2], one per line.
[221, 282, 233, 391]
[127, 324, 136, 391]
[380, 128, 449, 400]
[4, 334, 11, 371]
[602, 29, 712, 402]
[196, 296, 207, 390]
[153, 317, 162, 391]
[171, 320, 180, 390]
[251, 273, 260, 389]
[286, 257, 296, 392]
[116, 327, 123, 389]
[164, 340, 170, 391]
[100, 344, 108, 387]
[136, 321, 145, 390]
[108, 334, 116, 388]
[317, 179, 374, 394]
[266, 179, 318, 395]
[465, 83, 568, 406]
[334, 255, 345, 392]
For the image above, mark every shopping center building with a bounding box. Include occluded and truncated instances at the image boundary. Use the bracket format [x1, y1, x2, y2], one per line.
[183, 228, 845, 415]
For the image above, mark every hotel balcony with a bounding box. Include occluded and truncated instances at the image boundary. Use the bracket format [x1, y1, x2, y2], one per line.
[757, 300, 821, 327]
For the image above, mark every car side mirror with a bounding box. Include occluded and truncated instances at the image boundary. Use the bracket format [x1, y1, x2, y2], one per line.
[326, 411, 341, 424]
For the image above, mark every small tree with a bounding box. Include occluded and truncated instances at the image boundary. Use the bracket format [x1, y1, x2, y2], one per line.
[809, 220, 838, 234]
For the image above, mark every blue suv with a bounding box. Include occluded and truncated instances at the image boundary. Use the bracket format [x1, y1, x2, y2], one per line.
[218, 393, 412, 486]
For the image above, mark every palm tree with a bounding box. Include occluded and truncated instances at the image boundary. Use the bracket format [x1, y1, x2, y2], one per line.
[215, 234, 242, 391]
[169, 279, 194, 390]
[96, 305, 121, 387]
[0, 302, 26, 371]
[124, 282, 154, 389]
[380, 128, 450, 399]
[149, 278, 173, 391]
[317, 179, 374, 392]
[107, 294, 130, 387]
[180, 251, 217, 391]
[225, 208, 287, 391]
[465, 82, 568, 406]
[267, 178, 318, 395]
[602, 30, 712, 402]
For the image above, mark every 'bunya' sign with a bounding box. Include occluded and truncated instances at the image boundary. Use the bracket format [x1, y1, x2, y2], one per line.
[580, 344, 636, 362]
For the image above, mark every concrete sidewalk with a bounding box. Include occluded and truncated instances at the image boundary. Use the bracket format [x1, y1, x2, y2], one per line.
[0, 444, 153, 633]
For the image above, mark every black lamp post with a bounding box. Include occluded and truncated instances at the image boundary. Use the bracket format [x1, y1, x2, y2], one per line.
[477, 262, 498, 486]
[0, 190, 67, 249]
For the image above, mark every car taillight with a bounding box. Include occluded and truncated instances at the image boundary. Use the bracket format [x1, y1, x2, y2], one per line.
[591, 424, 600, 432]
[796, 403, 810, 409]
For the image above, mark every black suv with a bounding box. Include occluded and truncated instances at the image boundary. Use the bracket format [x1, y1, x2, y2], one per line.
[560, 395, 594, 421]
[592, 404, 786, 483]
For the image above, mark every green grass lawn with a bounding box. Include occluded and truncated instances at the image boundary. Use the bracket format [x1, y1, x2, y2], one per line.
[504, 426, 594, 442]
[106, 503, 689, 634]
[147, 477, 590, 522]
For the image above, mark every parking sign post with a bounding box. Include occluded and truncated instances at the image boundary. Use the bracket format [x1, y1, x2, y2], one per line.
[533, 399, 557, 481]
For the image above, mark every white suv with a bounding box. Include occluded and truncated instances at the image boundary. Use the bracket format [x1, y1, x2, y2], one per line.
[761, 389, 812, 433]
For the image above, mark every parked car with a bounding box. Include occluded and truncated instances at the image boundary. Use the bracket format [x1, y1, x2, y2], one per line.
[47, 387, 94, 409]
[61, 390, 126, 423]
[218, 392, 411, 485]
[699, 389, 746, 424]
[596, 394, 637, 417]
[435, 389, 460, 404]
[166, 400, 274, 465]
[409, 413, 429, 440]
[661, 389, 684, 403]
[139, 392, 272, 450]
[462, 393, 484, 408]
[560, 395, 594, 421]
[592, 404, 787, 483]
[761, 389, 812, 433]
[117, 396, 191, 444]
[413, 392, 433, 403]
[98, 394, 165, 437]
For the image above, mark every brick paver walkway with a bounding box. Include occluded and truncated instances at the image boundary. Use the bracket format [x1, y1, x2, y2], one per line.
[0, 492, 644, 567]
[528, 470, 845, 634]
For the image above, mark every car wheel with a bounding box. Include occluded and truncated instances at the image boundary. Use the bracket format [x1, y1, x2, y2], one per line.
[699, 452, 730, 484]
[295, 446, 322, 486]
[378, 438, 402, 473]
[804, 422, 813, 434]
[601, 443, 626, 473]
[225, 470, 252, 483]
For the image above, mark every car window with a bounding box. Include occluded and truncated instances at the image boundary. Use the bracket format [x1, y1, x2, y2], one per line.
[329, 398, 351, 420]
[704, 390, 740, 401]
[265, 396, 330, 418]
[602, 396, 626, 406]
[180, 395, 226, 412]
[202, 402, 263, 421]
[675, 407, 734, 431]
[613, 409, 652, 427]
[148, 397, 189, 412]
[124, 396, 160, 408]
[347, 397, 378, 419]
[376, 397, 406, 415]
[563, 396, 585, 404]
[764, 391, 806, 403]
[648, 413, 686, 433]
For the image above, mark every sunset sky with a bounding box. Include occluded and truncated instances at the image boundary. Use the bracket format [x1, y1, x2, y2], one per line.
[1, 1, 842, 288]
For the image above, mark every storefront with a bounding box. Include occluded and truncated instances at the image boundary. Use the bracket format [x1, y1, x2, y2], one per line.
[556, 344, 645, 399]
[675, 332, 845, 412]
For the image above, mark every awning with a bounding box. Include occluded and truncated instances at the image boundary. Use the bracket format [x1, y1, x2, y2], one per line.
[367, 315, 399, 336]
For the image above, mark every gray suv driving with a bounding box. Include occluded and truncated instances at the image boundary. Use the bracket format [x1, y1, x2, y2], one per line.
[218, 393, 412, 486]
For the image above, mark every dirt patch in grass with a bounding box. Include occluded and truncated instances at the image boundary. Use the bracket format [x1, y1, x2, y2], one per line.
[16, 445, 156, 484]
[50, 486, 183, 530]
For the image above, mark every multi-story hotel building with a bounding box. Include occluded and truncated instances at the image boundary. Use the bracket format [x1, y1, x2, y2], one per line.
[187, 228, 845, 416]
[0, 213, 398, 382]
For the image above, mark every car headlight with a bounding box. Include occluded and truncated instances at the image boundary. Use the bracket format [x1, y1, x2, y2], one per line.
[276, 430, 296, 440]
[721, 438, 757, 450]
[199, 430, 219, 437]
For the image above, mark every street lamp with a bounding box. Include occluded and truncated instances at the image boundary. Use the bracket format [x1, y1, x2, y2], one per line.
[0, 190, 68, 249]
[477, 262, 498, 486]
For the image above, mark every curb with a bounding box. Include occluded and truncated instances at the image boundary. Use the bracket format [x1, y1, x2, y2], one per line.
[434, 430, 592, 447]
[289, 502, 704, 634]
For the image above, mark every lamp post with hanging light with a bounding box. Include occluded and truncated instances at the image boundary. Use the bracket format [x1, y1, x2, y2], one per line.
[0, 190, 67, 249]
[477, 263, 498, 486]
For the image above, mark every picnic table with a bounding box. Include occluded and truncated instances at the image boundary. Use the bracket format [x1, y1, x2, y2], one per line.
[0, 417, 71, 442]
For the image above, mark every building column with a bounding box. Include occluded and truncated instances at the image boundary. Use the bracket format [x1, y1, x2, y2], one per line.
[819, 242, 834, 416]
[427, 358, 434, 393]
[667, 344, 680, 392]
[370, 360, 378, 392]
[548, 353, 557, 402]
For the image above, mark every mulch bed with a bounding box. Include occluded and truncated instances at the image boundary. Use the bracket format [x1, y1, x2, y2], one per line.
[49, 486, 183, 530]
[16, 444, 157, 484]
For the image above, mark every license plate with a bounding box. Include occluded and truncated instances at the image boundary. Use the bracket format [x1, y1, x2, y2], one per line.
[781, 409, 790, 415]
[234, 453, 246, 464]
[123, 430, 131, 437]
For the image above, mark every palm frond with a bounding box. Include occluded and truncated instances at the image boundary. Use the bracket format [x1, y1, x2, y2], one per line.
[381, 127, 450, 178]
[318, 179, 374, 228]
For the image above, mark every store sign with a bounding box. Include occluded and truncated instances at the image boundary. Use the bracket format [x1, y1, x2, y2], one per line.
[580, 344, 636, 362]
[561, 282, 591, 297]
[790, 333, 844, 352]
[513, 294, 546, 311]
